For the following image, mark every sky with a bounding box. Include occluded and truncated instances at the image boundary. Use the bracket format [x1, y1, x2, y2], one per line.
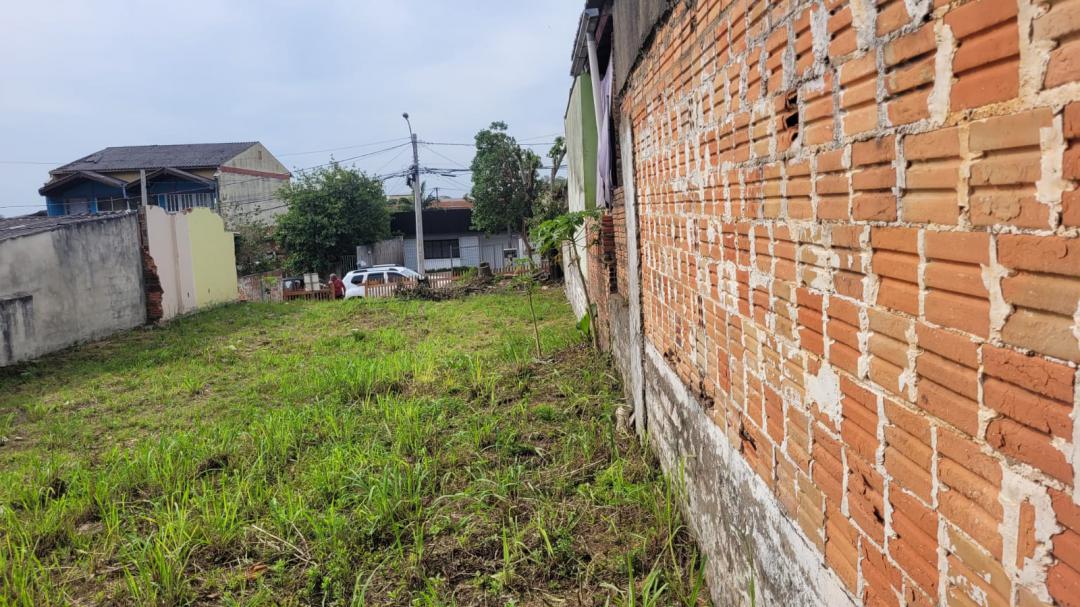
[0, 1, 583, 216]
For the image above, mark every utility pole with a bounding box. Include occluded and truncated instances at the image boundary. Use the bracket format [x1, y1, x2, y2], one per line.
[404, 113, 426, 277]
[139, 169, 148, 210]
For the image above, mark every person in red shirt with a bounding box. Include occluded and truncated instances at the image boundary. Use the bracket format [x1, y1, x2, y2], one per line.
[329, 274, 346, 299]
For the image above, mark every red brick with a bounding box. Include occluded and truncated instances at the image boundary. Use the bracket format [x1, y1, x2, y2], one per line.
[862, 539, 903, 606]
[1049, 562, 1080, 607]
[885, 23, 936, 67]
[997, 235, 1080, 278]
[982, 345, 1074, 402]
[946, 525, 1012, 605]
[1046, 38, 1080, 88]
[876, 0, 911, 37]
[1052, 488, 1080, 531]
[986, 417, 1072, 483]
[905, 127, 961, 160]
[1002, 308, 1080, 363]
[923, 231, 988, 265]
[916, 323, 979, 368]
[917, 380, 978, 435]
[826, 503, 860, 592]
[944, 0, 1017, 39]
[848, 454, 886, 544]
[854, 137, 896, 167]
[889, 487, 939, 595]
[1017, 500, 1037, 569]
[1067, 101, 1080, 139]
[969, 108, 1052, 152]
[924, 261, 988, 299]
[924, 290, 989, 338]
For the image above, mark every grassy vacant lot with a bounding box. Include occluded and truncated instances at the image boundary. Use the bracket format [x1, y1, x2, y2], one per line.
[0, 289, 707, 606]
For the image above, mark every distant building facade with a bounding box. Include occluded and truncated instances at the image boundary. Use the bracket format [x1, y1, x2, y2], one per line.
[385, 199, 527, 272]
[39, 142, 290, 227]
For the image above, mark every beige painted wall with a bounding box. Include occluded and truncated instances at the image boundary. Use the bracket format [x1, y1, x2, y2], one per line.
[218, 143, 290, 228]
[146, 206, 196, 319]
[145, 206, 236, 320]
[186, 209, 237, 307]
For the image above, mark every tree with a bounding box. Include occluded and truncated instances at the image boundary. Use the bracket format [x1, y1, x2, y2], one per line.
[469, 122, 542, 257]
[547, 136, 566, 184]
[275, 164, 390, 273]
[233, 221, 282, 276]
[530, 138, 569, 231]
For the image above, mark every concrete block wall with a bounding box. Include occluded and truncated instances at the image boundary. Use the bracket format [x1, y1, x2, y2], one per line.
[589, 0, 1080, 605]
[0, 214, 146, 366]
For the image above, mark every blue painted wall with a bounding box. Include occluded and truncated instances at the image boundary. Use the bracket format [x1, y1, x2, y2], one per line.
[46, 181, 125, 216]
[44, 176, 213, 216]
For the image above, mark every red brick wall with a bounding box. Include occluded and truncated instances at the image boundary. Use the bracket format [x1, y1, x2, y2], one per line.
[614, 1, 1080, 605]
[613, 187, 630, 297]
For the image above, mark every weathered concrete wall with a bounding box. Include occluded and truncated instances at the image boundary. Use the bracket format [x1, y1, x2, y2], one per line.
[611, 0, 672, 94]
[0, 214, 145, 366]
[146, 206, 237, 320]
[571, 0, 1080, 605]
[218, 143, 290, 228]
[644, 343, 858, 606]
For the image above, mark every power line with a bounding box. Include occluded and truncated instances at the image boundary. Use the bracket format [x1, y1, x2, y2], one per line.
[421, 141, 557, 148]
[420, 143, 470, 170]
[373, 147, 411, 175]
[278, 137, 410, 157]
[290, 141, 413, 172]
[518, 132, 563, 141]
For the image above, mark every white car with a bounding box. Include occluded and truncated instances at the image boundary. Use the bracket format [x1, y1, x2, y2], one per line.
[342, 265, 421, 299]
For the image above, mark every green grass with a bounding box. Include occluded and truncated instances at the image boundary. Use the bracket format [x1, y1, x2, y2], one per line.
[0, 290, 708, 606]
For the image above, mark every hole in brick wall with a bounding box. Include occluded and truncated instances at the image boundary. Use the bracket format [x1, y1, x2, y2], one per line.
[738, 424, 757, 451]
[784, 93, 800, 133]
[600, 213, 617, 294]
[695, 378, 716, 410]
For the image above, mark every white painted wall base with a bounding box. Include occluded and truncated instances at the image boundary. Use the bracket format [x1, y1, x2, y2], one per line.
[643, 343, 858, 607]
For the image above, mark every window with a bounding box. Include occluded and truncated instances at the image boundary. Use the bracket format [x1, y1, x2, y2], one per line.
[424, 239, 460, 260]
[386, 272, 411, 284]
[64, 198, 90, 214]
[96, 197, 135, 212]
[350, 274, 365, 285]
[160, 192, 215, 213]
[365, 273, 386, 286]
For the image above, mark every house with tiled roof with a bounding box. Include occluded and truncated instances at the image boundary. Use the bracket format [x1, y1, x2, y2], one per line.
[39, 142, 290, 227]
